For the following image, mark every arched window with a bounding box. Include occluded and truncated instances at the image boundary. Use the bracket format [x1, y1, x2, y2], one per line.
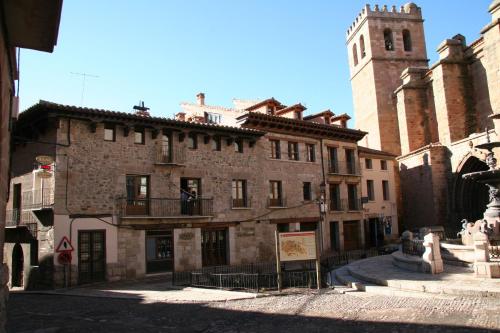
[360, 35, 366, 58]
[403, 29, 412, 51]
[384, 29, 394, 51]
[352, 43, 358, 66]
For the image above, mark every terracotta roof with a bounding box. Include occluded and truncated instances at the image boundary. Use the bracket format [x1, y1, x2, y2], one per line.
[237, 112, 366, 142]
[275, 103, 307, 116]
[331, 113, 351, 121]
[358, 146, 397, 158]
[245, 98, 285, 111]
[18, 100, 265, 137]
[303, 110, 334, 120]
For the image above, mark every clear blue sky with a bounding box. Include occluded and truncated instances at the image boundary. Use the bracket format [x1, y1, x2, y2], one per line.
[18, 0, 492, 121]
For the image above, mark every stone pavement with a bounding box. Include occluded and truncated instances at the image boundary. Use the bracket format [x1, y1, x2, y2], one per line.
[21, 274, 260, 303]
[333, 254, 500, 297]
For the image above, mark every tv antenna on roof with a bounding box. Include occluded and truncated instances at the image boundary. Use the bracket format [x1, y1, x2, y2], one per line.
[70, 72, 99, 106]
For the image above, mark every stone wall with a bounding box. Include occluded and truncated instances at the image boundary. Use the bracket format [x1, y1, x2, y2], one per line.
[173, 228, 201, 271]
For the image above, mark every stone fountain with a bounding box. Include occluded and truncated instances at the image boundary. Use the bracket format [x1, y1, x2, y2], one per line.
[460, 134, 500, 245]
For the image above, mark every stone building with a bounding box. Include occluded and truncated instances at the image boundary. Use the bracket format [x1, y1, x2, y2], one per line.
[347, 1, 500, 232]
[0, 0, 62, 329]
[5, 97, 398, 288]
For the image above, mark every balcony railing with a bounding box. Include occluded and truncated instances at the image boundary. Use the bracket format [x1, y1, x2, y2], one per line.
[267, 197, 286, 208]
[329, 198, 362, 212]
[328, 159, 361, 176]
[21, 188, 54, 210]
[118, 197, 213, 217]
[231, 196, 251, 209]
[155, 145, 186, 165]
[5, 209, 38, 234]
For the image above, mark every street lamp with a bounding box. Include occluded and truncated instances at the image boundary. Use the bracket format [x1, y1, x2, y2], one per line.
[317, 182, 326, 254]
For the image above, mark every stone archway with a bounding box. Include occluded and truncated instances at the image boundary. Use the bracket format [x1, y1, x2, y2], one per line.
[11, 243, 24, 287]
[453, 156, 489, 230]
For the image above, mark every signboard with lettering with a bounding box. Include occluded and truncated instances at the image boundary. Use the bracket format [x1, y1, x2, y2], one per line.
[278, 231, 317, 262]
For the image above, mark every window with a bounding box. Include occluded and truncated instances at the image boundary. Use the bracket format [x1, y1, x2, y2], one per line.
[352, 43, 359, 66]
[365, 158, 372, 169]
[160, 134, 172, 163]
[104, 124, 115, 141]
[381, 160, 388, 170]
[360, 35, 366, 58]
[234, 139, 243, 153]
[347, 184, 359, 210]
[384, 29, 394, 51]
[345, 149, 356, 174]
[382, 180, 390, 200]
[329, 183, 341, 211]
[205, 112, 221, 124]
[266, 106, 274, 115]
[288, 142, 299, 161]
[232, 180, 247, 208]
[277, 224, 289, 232]
[212, 137, 221, 151]
[367, 180, 375, 201]
[270, 140, 281, 159]
[269, 181, 283, 207]
[328, 147, 339, 173]
[188, 133, 197, 149]
[125, 175, 149, 215]
[295, 111, 302, 120]
[303, 182, 312, 201]
[306, 144, 315, 162]
[403, 29, 412, 51]
[134, 128, 145, 144]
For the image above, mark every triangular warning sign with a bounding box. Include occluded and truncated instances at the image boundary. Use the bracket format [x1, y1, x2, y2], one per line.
[56, 236, 74, 252]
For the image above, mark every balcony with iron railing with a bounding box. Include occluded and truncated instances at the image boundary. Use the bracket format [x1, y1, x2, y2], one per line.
[21, 188, 55, 210]
[231, 196, 252, 209]
[5, 209, 38, 235]
[329, 198, 363, 213]
[267, 197, 287, 208]
[155, 145, 186, 165]
[328, 159, 361, 176]
[117, 197, 213, 219]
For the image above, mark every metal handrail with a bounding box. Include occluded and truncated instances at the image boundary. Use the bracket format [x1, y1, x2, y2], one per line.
[155, 145, 186, 164]
[21, 188, 54, 210]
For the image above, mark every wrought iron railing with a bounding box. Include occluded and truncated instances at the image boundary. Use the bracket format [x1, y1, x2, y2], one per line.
[174, 249, 381, 292]
[267, 197, 286, 208]
[155, 145, 186, 164]
[231, 196, 251, 209]
[402, 239, 425, 257]
[21, 188, 54, 210]
[328, 159, 361, 176]
[5, 209, 38, 235]
[329, 198, 362, 212]
[117, 197, 213, 217]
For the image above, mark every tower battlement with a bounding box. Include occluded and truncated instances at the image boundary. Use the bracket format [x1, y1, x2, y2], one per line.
[346, 3, 423, 38]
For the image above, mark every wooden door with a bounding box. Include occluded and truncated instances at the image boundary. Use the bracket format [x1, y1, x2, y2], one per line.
[78, 230, 106, 284]
[343, 221, 360, 251]
[202, 229, 227, 267]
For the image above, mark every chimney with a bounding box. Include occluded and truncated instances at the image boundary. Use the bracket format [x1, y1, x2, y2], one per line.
[196, 92, 205, 106]
[133, 101, 150, 117]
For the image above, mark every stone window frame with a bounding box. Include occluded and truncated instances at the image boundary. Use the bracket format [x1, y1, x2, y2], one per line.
[403, 29, 412, 52]
[303, 182, 312, 201]
[306, 143, 316, 162]
[287, 141, 300, 161]
[270, 139, 281, 159]
[212, 136, 221, 151]
[359, 34, 366, 58]
[366, 179, 375, 201]
[364, 158, 372, 169]
[232, 179, 248, 208]
[269, 180, 284, 207]
[380, 160, 388, 170]
[134, 128, 145, 145]
[234, 139, 243, 153]
[188, 133, 198, 149]
[382, 180, 390, 201]
[329, 182, 342, 211]
[352, 43, 359, 66]
[104, 123, 116, 142]
[384, 29, 394, 51]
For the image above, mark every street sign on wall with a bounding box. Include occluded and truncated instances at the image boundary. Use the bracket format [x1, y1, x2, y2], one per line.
[278, 231, 317, 262]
